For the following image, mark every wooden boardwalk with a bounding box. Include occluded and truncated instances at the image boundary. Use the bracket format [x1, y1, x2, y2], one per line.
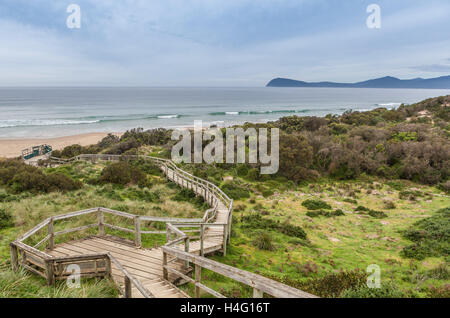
[11, 154, 317, 298]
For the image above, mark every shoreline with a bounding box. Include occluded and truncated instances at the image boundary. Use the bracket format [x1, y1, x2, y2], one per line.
[0, 132, 122, 158]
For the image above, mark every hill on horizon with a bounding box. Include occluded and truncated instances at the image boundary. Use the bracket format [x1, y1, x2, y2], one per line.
[266, 75, 450, 89]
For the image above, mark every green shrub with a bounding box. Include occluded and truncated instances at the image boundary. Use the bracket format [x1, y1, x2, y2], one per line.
[368, 210, 388, 219]
[241, 214, 306, 240]
[99, 162, 146, 186]
[172, 188, 196, 201]
[354, 206, 387, 218]
[221, 181, 250, 200]
[401, 207, 450, 260]
[428, 263, 450, 280]
[46, 173, 82, 192]
[301, 199, 331, 210]
[269, 269, 367, 298]
[343, 198, 357, 204]
[236, 164, 249, 177]
[354, 205, 370, 212]
[383, 200, 396, 209]
[306, 209, 344, 218]
[399, 190, 424, 200]
[278, 222, 307, 239]
[426, 284, 450, 298]
[341, 282, 405, 298]
[0, 208, 13, 229]
[252, 232, 275, 251]
[261, 189, 274, 198]
[246, 168, 260, 181]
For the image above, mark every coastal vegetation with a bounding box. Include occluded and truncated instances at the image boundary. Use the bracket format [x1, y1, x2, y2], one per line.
[0, 95, 449, 297]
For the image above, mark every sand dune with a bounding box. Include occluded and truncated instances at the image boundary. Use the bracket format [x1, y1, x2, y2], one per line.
[0, 132, 121, 158]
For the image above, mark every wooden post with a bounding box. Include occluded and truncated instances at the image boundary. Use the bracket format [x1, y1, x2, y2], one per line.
[222, 224, 228, 256]
[9, 243, 19, 271]
[228, 210, 232, 244]
[166, 223, 170, 243]
[98, 208, 104, 236]
[195, 263, 202, 298]
[200, 224, 204, 257]
[184, 237, 190, 268]
[253, 288, 263, 298]
[124, 276, 132, 298]
[45, 259, 55, 286]
[134, 216, 141, 248]
[162, 251, 168, 280]
[47, 218, 54, 250]
[105, 256, 112, 278]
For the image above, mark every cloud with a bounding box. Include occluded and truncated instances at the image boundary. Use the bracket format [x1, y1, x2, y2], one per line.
[410, 64, 450, 73]
[1, 0, 450, 86]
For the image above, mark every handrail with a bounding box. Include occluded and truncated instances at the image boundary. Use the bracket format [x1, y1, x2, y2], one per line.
[108, 253, 154, 298]
[12, 153, 316, 298]
[162, 246, 318, 298]
[59, 153, 233, 211]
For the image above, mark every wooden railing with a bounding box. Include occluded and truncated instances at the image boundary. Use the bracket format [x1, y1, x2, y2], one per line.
[162, 244, 317, 298]
[9, 206, 202, 295]
[12, 154, 317, 298]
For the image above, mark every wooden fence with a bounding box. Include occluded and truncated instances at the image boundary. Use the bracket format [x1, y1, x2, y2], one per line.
[11, 154, 317, 298]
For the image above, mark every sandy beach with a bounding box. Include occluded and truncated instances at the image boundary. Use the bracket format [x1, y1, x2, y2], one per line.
[0, 132, 121, 158]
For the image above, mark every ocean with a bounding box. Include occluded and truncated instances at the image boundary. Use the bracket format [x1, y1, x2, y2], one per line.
[1, 87, 449, 138]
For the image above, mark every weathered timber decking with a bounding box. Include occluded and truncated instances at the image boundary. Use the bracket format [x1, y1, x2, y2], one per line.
[47, 235, 189, 298]
[11, 154, 317, 299]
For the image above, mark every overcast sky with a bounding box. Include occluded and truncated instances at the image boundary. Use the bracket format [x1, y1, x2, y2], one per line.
[1, 0, 450, 86]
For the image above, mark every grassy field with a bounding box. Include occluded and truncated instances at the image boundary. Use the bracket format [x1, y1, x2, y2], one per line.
[199, 177, 449, 297]
[0, 160, 206, 297]
[0, 158, 449, 298]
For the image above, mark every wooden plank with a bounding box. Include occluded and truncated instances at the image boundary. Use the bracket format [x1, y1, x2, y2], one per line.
[52, 208, 98, 221]
[108, 254, 154, 298]
[33, 234, 51, 249]
[17, 218, 50, 242]
[195, 263, 201, 298]
[163, 246, 317, 298]
[97, 209, 104, 236]
[54, 223, 97, 236]
[99, 207, 135, 219]
[47, 219, 54, 250]
[10, 244, 18, 271]
[103, 223, 134, 233]
[134, 216, 141, 248]
[197, 282, 226, 298]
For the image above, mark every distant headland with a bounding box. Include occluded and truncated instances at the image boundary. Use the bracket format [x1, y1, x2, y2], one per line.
[266, 75, 450, 89]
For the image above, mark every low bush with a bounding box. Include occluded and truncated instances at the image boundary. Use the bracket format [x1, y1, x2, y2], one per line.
[341, 282, 405, 298]
[261, 189, 274, 198]
[383, 200, 396, 209]
[354, 205, 370, 212]
[172, 188, 196, 201]
[301, 199, 331, 210]
[368, 210, 388, 219]
[399, 190, 424, 200]
[306, 209, 344, 218]
[220, 181, 250, 200]
[235, 164, 249, 177]
[99, 162, 146, 186]
[240, 214, 306, 240]
[0, 208, 13, 229]
[426, 284, 450, 298]
[269, 269, 367, 298]
[401, 207, 449, 260]
[354, 206, 387, 218]
[252, 232, 276, 251]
